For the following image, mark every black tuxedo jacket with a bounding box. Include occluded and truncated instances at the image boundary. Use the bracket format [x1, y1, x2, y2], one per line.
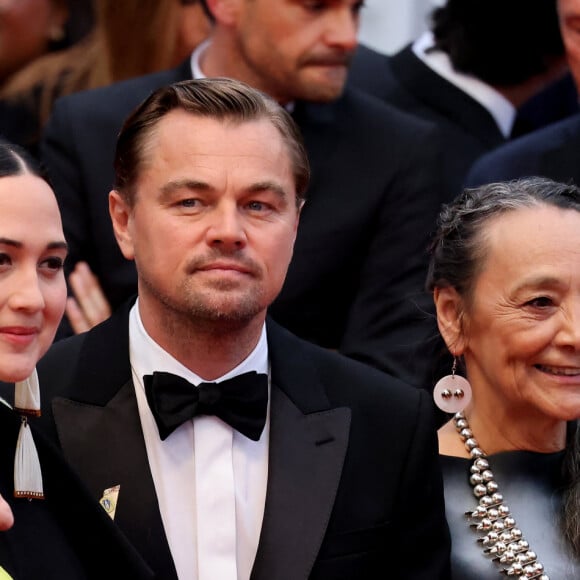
[41, 57, 446, 388]
[465, 112, 580, 187]
[348, 44, 505, 200]
[0, 403, 153, 579]
[33, 301, 451, 579]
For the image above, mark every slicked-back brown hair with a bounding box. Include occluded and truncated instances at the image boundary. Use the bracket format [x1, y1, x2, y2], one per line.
[113, 77, 310, 207]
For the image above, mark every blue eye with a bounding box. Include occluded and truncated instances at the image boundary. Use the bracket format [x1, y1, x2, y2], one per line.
[180, 199, 199, 207]
[247, 201, 266, 211]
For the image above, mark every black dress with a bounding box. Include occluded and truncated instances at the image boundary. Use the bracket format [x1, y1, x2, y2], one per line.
[0, 402, 153, 579]
[441, 450, 580, 579]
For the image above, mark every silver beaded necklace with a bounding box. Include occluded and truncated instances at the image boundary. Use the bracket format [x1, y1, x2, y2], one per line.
[453, 411, 550, 580]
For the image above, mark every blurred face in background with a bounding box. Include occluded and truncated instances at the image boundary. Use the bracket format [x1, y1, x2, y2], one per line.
[0, 173, 67, 382]
[558, 0, 580, 91]
[174, 0, 212, 64]
[0, 0, 68, 84]
[212, 0, 362, 104]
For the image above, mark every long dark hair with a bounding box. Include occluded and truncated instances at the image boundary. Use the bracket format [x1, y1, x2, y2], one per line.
[0, 139, 43, 178]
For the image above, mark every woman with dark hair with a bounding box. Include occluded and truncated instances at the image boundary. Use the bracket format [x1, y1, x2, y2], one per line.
[428, 176, 580, 579]
[0, 0, 209, 158]
[0, 140, 152, 579]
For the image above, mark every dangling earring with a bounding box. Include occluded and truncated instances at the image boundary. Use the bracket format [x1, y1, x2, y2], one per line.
[13, 369, 44, 499]
[433, 357, 472, 414]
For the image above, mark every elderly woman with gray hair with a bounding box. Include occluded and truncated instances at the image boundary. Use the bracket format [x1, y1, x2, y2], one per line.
[428, 176, 580, 579]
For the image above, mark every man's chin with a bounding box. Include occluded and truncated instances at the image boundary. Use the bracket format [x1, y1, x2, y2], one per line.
[299, 75, 347, 102]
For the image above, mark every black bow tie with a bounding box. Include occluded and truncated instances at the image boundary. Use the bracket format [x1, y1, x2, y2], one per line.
[143, 371, 268, 441]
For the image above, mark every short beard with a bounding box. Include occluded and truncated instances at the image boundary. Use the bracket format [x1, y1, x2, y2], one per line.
[141, 272, 266, 338]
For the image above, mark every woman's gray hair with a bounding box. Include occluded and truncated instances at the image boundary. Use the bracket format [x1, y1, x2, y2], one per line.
[427, 176, 580, 555]
[426, 176, 580, 298]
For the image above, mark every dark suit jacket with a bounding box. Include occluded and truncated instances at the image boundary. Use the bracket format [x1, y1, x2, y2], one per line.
[0, 403, 153, 579]
[33, 300, 451, 579]
[41, 57, 446, 388]
[348, 44, 505, 200]
[465, 112, 580, 187]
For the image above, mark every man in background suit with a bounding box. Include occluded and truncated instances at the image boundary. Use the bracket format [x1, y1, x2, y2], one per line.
[465, 0, 580, 188]
[35, 78, 451, 580]
[43, 0, 447, 388]
[348, 0, 570, 199]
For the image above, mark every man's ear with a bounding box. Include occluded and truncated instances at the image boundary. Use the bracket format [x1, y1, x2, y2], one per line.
[205, 0, 241, 26]
[109, 190, 135, 261]
[433, 286, 467, 356]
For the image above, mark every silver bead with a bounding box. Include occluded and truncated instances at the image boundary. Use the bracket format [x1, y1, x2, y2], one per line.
[458, 413, 548, 579]
[473, 483, 487, 497]
[482, 469, 494, 482]
[516, 553, 528, 564]
[487, 481, 499, 493]
[495, 541, 507, 555]
[483, 531, 499, 546]
[504, 517, 516, 528]
[498, 505, 511, 517]
[468, 506, 487, 519]
[501, 550, 516, 564]
[441, 388, 452, 399]
[460, 428, 473, 440]
[509, 562, 524, 574]
[474, 457, 489, 470]
[470, 473, 484, 485]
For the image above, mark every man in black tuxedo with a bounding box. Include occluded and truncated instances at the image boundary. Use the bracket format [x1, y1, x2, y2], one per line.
[465, 0, 580, 188]
[348, 0, 570, 199]
[42, 0, 447, 388]
[35, 78, 451, 580]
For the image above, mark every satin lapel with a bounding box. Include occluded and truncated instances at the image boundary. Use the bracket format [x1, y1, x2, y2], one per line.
[251, 321, 351, 580]
[51, 300, 178, 580]
[252, 387, 350, 580]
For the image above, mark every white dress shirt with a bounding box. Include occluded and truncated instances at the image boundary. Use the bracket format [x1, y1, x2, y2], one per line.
[412, 31, 516, 138]
[129, 300, 270, 580]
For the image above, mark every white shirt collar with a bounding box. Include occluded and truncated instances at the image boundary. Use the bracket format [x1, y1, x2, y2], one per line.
[412, 31, 515, 138]
[129, 298, 269, 384]
[190, 39, 211, 81]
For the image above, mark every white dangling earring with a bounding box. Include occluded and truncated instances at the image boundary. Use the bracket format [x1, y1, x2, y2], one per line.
[433, 357, 472, 415]
[14, 369, 43, 499]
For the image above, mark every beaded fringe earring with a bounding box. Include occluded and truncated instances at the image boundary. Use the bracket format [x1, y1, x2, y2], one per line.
[13, 369, 43, 499]
[433, 357, 472, 414]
